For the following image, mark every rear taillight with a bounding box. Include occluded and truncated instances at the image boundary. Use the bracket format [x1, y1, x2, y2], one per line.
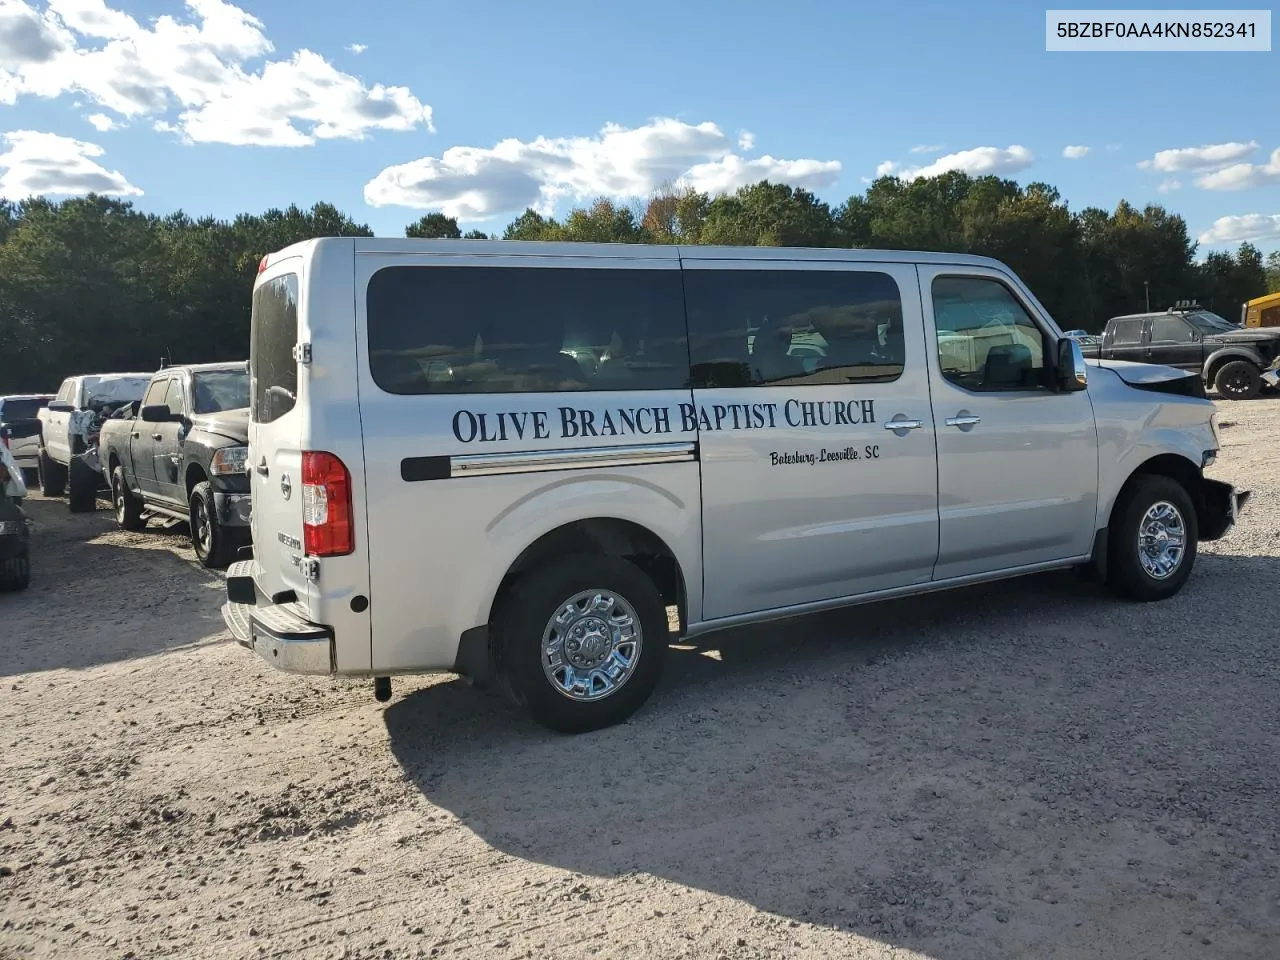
[301, 451, 354, 557]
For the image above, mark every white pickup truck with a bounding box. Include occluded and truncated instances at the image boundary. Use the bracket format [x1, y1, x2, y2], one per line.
[36, 372, 152, 512]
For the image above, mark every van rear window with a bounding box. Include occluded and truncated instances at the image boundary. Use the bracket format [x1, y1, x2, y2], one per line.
[366, 265, 690, 395]
[251, 274, 300, 423]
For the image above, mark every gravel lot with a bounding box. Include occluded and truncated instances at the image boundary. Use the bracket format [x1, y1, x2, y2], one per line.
[2, 398, 1279, 960]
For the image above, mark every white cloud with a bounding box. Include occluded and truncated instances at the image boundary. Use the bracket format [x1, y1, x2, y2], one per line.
[737, 129, 755, 151]
[0, 129, 141, 199]
[0, 0, 431, 146]
[364, 118, 841, 220]
[86, 111, 116, 131]
[1198, 213, 1280, 245]
[1062, 145, 1090, 159]
[1138, 140, 1257, 173]
[1157, 178, 1182, 194]
[1194, 147, 1280, 191]
[346, 42, 366, 54]
[909, 143, 945, 154]
[874, 145, 1035, 182]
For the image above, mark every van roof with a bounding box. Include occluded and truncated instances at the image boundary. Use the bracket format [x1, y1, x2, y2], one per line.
[263, 236, 1014, 272]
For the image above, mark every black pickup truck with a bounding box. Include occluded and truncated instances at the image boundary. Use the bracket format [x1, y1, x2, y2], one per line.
[97, 362, 251, 568]
[1080, 305, 1280, 400]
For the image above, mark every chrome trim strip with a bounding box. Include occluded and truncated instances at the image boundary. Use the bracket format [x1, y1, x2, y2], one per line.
[684, 555, 1091, 639]
[450, 441, 698, 478]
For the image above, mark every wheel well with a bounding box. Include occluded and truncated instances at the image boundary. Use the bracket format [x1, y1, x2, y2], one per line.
[107, 452, 119, 474]
[185, 464, 207, 498]
[491, 518, 688, 633]
[1111, 454, 1206, 528]
[1205, 354, 1257, 384]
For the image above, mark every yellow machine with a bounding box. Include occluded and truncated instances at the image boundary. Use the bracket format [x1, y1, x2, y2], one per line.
[1243, 291, 1280, 328]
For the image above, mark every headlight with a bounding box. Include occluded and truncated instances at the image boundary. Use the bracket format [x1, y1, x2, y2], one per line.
[210, 446, 248, 476]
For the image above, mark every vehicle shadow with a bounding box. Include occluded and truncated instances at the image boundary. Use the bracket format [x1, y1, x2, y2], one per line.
[385, 552, 1280, 959]
[0, 496, 228, 677]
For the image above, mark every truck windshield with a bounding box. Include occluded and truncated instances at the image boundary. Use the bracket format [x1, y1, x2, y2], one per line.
[193, 369, 250, 413]
[1187, 311, 1239, 334]
[83, 376, 151, 408]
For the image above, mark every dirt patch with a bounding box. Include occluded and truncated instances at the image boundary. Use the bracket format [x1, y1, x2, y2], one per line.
[3, 399, 1280, 960]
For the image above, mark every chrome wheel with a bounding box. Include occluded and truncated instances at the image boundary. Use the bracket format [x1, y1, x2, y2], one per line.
[1137, 500, 1186, 580]
[113, 480, 126, 522]
[191, 495, 212, 558]
[541, 590, 643, 702]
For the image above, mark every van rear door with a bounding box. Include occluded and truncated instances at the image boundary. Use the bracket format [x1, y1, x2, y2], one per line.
[248, 260, 309, 603]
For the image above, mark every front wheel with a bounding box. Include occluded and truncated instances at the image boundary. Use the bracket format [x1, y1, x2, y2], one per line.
[495, 553, 669, 734]
[1107, 475, 1198, 602]
[67, 458, 99, 513]
[112, 466, 146, 531]
[0, 545, 30, 592]
[189, 481, 235, 569]
[1214, 360, 1261, 401]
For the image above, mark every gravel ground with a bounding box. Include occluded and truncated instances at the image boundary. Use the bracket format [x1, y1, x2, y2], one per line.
[2, 398, 1278, 960]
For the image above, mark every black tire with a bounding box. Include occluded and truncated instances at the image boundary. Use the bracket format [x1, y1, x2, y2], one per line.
[37, 449, 66, 497]
[67, 458, 99, 513]
[189, 481, 235, 569]
[1213, 360, 1261, 401]
[494, 553, 669, 734]
[0, 547, 30, 592]
[111, 466, 146, 531]
[1106, 474, 1198, 602]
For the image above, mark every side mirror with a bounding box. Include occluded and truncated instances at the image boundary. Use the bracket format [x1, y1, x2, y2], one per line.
[140, 404, 171, 423]
[1056, 338, 1088, 392]
[46, 400, 74, 413]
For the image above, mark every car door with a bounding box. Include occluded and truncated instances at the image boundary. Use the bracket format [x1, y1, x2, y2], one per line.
[685, 257, 940, 620]
[1104, 318, 1147, 364]
[45, 379, 76, 463]
[133, 378, 169, 497]
[918, 266, 1099, 581]
[152, 376, 190, 505]
[1145, 315, 1203, 370]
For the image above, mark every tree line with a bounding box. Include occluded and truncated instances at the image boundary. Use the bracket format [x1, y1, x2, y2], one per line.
[2, 174, 1278, 392]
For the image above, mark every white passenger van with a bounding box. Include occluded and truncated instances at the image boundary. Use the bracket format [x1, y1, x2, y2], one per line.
[223, 239, 1248, 733]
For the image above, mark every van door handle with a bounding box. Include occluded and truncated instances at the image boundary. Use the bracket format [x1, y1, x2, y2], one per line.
[945, 415, 982, 429]
[884, 418, 924, 431]
[255, 458, 269, 477]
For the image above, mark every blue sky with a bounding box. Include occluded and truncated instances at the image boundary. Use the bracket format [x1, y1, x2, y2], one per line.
[0, 0, 1276, 251]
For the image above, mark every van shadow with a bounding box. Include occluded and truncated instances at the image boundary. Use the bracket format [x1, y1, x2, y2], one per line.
[0, 497, 228, 677]
[385, 552, 1280, 959]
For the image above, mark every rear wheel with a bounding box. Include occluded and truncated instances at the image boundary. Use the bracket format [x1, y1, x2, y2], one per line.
[190, 481, 235, 569]
[494, 553, 668, 734]
[37, 449, 66, 497]
[112, 466, 146, 531]
[1106, 474, 1198, 602]
[1214, 360, 1261, 400]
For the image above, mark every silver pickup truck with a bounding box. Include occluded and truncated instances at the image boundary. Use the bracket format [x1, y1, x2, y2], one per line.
[36, 372, 152, 512]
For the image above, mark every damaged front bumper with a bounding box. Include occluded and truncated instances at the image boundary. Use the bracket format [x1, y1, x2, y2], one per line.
[222, 559, 334, 675]
[1200, 478, 1250, 541]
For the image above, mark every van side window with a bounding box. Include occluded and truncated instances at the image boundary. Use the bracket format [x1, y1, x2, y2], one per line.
[931, 276, 1047, 392]
[251, 274, 300, 423]
[366, 266, 690, 395]
[683, 269, 905, 388]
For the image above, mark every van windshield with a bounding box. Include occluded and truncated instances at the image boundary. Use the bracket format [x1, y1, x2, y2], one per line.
[250, 274, 299, 424]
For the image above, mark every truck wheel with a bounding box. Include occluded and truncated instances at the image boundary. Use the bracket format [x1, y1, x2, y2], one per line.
[494, 553, 668, 734]
[189, 481, 234, 569]
[67, 458, 99, 513]
[111, 466, 146, 531]
[0, 547, 30, 592]
[1106, 474, 1198, 602]
[37, 449, 66, 497]
[1214, 360, 1261, 400]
